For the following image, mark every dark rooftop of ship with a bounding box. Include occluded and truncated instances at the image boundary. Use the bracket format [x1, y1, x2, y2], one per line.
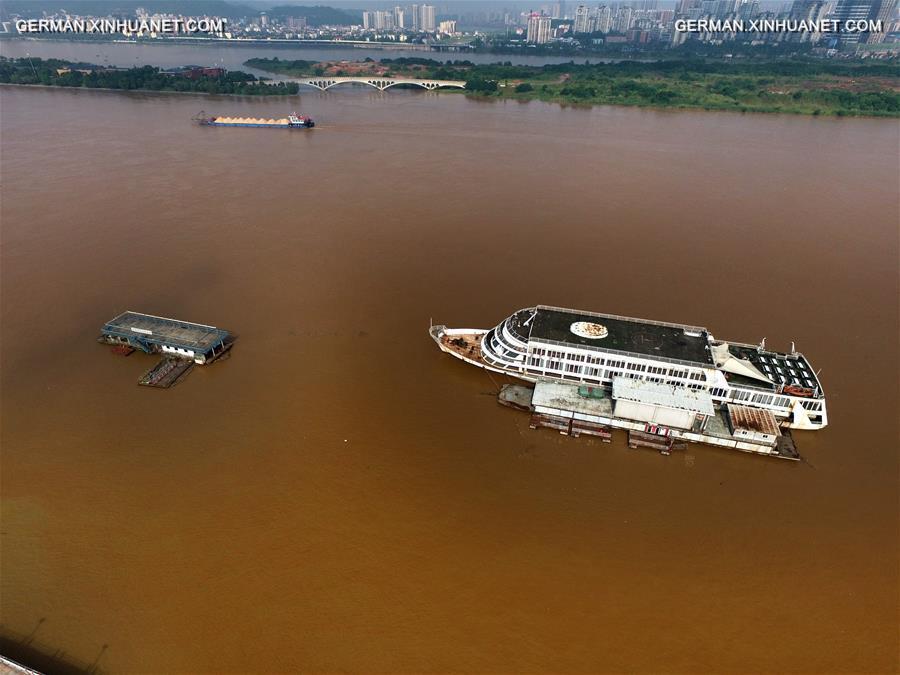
[520, 306, 714, 366]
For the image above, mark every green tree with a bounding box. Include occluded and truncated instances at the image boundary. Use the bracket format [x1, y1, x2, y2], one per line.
[466, 77, 499, 93]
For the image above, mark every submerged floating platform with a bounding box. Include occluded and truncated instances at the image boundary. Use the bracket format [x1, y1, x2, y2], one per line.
[628, 430, 688, 455]
[139, 357, 194, 388]
[498, 384, 533, 411]
[530, 412, 614, 441]
[498, 382, 799, 460]
[99, 311, 231, 363]
[99, 311, 233, 388]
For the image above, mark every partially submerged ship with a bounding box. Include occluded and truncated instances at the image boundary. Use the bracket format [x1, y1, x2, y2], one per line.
[193, 111, 314, 129]
[431, 305, 827, 459]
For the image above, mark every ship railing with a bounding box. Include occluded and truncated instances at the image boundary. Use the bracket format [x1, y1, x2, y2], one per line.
[529, 336, 711, 370]
[728, 380, 779, 394]
[537, 304, 709, 335]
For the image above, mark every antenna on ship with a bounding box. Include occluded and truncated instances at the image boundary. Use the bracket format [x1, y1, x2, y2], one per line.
[523, 309, 537, 327]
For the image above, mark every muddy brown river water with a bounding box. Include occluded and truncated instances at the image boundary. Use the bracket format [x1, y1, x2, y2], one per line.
[1, 84, 898, 673]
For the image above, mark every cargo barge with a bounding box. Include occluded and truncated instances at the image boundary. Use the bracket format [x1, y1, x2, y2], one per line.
[193, 111, 314, 128]
[431, 305, 827, 460]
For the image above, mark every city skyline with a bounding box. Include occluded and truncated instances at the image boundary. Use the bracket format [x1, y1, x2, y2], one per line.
[2, 0, 897, 51]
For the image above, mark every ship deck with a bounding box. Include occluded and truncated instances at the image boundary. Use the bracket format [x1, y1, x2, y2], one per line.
[438, 331, 484, 362]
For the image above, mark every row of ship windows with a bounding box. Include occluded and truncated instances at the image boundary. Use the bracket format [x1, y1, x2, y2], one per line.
[709, 386, 823, 411]
[498, 346, 826, 413]
[489, 332, 523, 361]
[714, 388, 791, 408]
[526, 356, 709, 387]
[523, 359, 826, 412]
[501, 325, 528, 348]
[527, 352, 705, 381]
[524, 362, 709, 391]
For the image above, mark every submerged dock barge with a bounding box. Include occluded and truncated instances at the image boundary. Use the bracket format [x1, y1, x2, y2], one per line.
[99, 311, 232, 387]
[100, 311, 230, 363]
[500, 381, 799, 460]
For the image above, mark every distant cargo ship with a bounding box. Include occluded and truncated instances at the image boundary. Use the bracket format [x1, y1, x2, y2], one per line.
[431, 306, 828, 434]
[193, 111, 314, 128]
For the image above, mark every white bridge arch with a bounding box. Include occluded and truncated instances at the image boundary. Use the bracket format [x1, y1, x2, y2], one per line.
[298, 76, 466, 92]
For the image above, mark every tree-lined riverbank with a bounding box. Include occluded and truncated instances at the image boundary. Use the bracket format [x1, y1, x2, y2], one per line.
[248, 56, 899, 117]
[0, 57, 300, 95]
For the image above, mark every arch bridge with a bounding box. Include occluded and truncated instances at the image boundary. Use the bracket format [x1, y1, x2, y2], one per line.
[299, 77, 466, 92]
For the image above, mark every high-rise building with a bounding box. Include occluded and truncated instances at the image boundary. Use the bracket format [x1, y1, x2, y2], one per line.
[676, 0, 701, 13]
[410, 4, 420, 30]
[866, 0, 898, 42]
[526, 13, 553, 42]
[420, 4, 436, 31]
[574, 4, 594, 32]
[596, 5, 612, 31]
[827, 0, 878, 43]
[614, 6, 633, 31]
[363, 10, 396, 29]
[394, 6, 406, 28]
[789, 0, 830, 40]
[287, 16, 307, 30]
[439, 19, 458, 33]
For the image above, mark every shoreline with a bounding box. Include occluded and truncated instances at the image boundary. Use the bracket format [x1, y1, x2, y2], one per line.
[0, 36, 438, 52]
[0, 36, 646, 62]
[456, 88, 900, 118]
[4, 81, 895, 119]
[0, 82, 300, 97]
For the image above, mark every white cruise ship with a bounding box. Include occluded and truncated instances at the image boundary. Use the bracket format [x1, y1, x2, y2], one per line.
[430, 305, 827, 431]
